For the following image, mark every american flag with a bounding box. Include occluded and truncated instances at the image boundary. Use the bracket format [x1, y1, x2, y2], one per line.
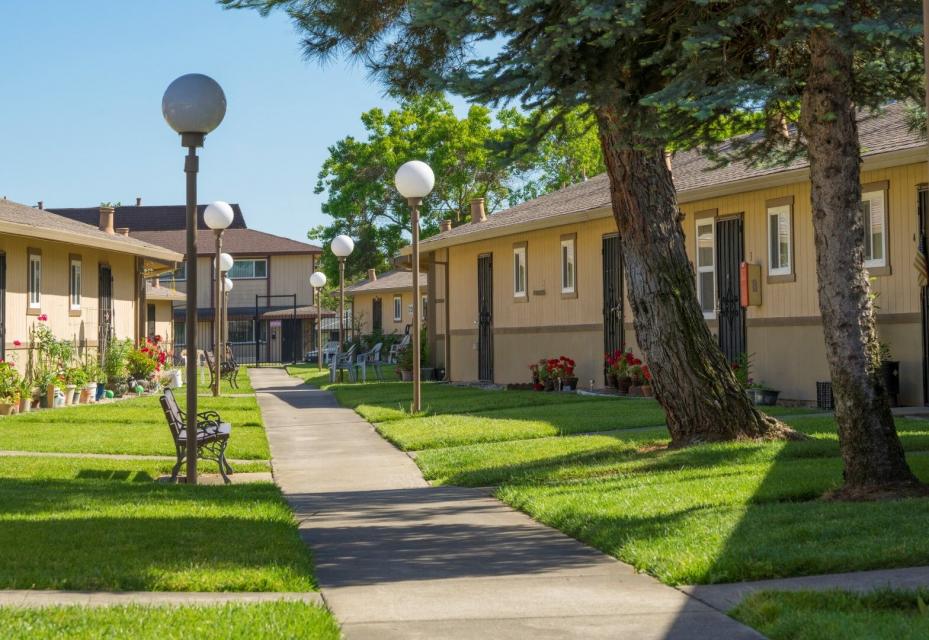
[916, 232, 929, 288]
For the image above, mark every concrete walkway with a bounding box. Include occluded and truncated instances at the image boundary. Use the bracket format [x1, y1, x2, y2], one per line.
[0, 590, 323, 608]
[682, 565, 929, 612]
[251, 368, 762, 639]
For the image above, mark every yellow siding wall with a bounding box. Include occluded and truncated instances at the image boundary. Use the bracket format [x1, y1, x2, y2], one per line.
[351, 290, 416, 336]
[270, 255, 315, 306]
[148, 300, 175, 344]
[1, 237, 140, 371]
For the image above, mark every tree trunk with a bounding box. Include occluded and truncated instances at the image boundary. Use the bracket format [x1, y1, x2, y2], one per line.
[595, 105, 797, 446]
[800, 26, 920, 497]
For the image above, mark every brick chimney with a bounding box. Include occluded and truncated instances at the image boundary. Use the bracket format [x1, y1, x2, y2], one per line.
[116, 227, 130, 236]
[136, 196, 142, 206]
[99, 206, 115, 234]
[37, 200, 44, 210]
[440, 219, 452, 232]
[470, 198, 486, 224]
[367, 268, 377, 281]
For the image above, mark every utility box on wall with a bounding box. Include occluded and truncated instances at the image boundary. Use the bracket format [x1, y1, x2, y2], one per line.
[740, 262, 762, 307]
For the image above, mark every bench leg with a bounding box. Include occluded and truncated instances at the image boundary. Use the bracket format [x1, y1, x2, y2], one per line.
[215, 439, 231, 485]
[172, 447, 184, 482]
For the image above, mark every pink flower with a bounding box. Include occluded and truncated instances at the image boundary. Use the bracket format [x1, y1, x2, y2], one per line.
[12, 340, 21, 347]
[37, 314, 47, 322]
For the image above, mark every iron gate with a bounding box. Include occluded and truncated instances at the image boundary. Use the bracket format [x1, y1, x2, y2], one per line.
[602, 234, 624, 380]
[98, 264, 113, 364]
[225, 294, 299, 366]
[919, 187, 929, 404]
[477, 254, 494, 382]
[716, 216, 745, 363]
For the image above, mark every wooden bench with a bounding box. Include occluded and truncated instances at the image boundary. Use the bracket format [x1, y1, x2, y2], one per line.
[160, 388, 234, 484]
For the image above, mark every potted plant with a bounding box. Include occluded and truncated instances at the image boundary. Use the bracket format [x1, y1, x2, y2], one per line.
[397, 345, 415, 382]
[81, 359, 102, 403]
[557, 356, 578, 391]
[734, 353, 780, 406]
[65, 367, 87, 405]
[641, 365, 654, 397]
[529, 363, 544, 390]
[627, 362, 644, 396]
[16, 377, 33, 414]
[619, 353, 639, 395]
[0, 362, 20, 415]
[604, 350, 620, 389]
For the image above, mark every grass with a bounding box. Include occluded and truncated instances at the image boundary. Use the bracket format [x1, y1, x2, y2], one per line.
[287, 365, 929, 589]
[0, 602, 340, 639]
[731, 589, 929, 640]
[0, 395, 270, 460]
[0, 455, 313, 591]
[193, 366, 255, 394]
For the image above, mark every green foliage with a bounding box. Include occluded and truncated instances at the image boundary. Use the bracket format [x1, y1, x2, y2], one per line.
[103, 339, 132, 385]
[0, 362, 22, 403]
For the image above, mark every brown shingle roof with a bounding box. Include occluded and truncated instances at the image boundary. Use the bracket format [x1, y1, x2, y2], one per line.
[345, 269, 427, 294]
[48, 204, 248, 231]
[421, 102, 921, 248]
[145, 283, 186, 301]
[0, 198, 183, 262]
[130, 228, 321, 256]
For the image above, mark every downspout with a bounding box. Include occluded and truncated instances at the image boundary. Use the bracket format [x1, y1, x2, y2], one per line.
[444, 248, 451, 381]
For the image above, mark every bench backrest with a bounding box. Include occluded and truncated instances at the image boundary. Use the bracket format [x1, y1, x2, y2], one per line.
[160, 388, 184, 443]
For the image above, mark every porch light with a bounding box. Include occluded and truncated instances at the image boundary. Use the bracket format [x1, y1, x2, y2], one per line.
[162, 73, 226, 485]
[393, 160, 434, 413]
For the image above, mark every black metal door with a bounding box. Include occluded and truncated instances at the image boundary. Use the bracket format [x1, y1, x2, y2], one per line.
[372, 298, 382, 333]
[716, 216, 745, 363]
[602, 234, 624, 377]
[281, 319, 301, 364]
[0, 254, 6, 362]
[98, 265, 113, 361]
[919, 187, 929, 404]
[477, 254, 494, 382]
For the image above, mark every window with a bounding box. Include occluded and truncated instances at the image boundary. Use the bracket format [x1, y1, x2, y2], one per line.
[372, 298, 383, 333]
[560, 234, 576, 295]
[69, 256, 82, 311]
[695, 216, 715, 318]
[513, 243, 527, 298]
[393, 295, 402, 322]
[28, 251, 41, 311]
[228, 258, 268, 279]
[174, 321, 186, 346]
[422, 295, 428, 322]
[159, 262, 186, 282]
[766, 200, 793, 278]
[861, 187, 888, 269]
[228, 319, 255, 343]
[147, 303, 156, 338]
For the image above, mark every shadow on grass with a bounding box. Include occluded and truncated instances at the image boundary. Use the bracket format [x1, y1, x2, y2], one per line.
[0, 477, 315, 591]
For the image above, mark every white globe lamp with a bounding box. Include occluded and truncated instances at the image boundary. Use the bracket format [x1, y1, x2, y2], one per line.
[330, 235, 355, 258]
[204, 201, 234, 230]
[219, 252, 234, 273]
[310, 271, 327, 289]
[394, 160, 435, 199]
[162, 74, 227, 135]
[224, 277, 234, 292]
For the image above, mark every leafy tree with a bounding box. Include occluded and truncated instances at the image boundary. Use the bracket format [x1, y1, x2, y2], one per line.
[650, 1, 924, 495]
[222, 0, 793, 444]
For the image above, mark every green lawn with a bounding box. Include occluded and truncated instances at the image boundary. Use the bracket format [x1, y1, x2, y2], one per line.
[287, 366, 929, 590]
[0, 395, 269, 460]
[731, 589, 929, 640]
[193, 366, 255, 394]
[0, 602, 340, 639]
[0, 455, 313, 591]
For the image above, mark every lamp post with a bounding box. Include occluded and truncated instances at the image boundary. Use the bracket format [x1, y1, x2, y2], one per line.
[394, 160, 435, 413]
[205, 203, 234, 397]
[330, 235, 354, 352]
[223, 276, 234, 356]
[218, 253, 234, 364]
[310, 271, 327, 369]
[162, 73, 226, 485]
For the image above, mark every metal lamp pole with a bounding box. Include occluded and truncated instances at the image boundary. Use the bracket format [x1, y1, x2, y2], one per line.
[162, 73, 226, 485]
[394, 161, 435, 414]
[310, 271, 327, 369]
[205, 205, 233, 397]
[330, 236, 355, 354]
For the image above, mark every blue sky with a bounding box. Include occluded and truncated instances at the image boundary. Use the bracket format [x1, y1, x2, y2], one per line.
[0, 1, 468, 242]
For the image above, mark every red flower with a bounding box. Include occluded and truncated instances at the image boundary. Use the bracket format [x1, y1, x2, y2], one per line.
[37, 314, 47, 322]
[642, 365, 652, 381]
[12, 340, 21, 347]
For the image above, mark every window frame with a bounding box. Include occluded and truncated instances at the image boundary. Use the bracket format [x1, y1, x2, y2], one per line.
[69, 254, 82, 315]
[228, 258, 269, 280]
[393, 294, 402, 322]
[174, 320, 186, 346]
[694, 213, 716, 320]
[560, 233, 577, 298]
[228, 319, 256, 344]
[27, 249, 41, 314]
[765, 196, 795, 283]
[146, 303, 156, 338]
[861, 181, 891, 275]
[159, 262, 186, 283]
[513, 241, 528, 300]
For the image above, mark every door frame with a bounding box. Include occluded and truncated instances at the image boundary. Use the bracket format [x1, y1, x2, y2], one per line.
[918, 186, 929, 405]
[602, 233, 624, 381]
[715, 214, 746, 363]
[477, 253, 494, 382]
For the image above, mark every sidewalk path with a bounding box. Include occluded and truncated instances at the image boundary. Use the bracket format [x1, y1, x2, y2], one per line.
[251, 368, 762, 640]
[682, 565, 929, 612]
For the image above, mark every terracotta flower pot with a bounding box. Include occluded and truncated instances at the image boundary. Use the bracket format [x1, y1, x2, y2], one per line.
[0, 402, 16, 416]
